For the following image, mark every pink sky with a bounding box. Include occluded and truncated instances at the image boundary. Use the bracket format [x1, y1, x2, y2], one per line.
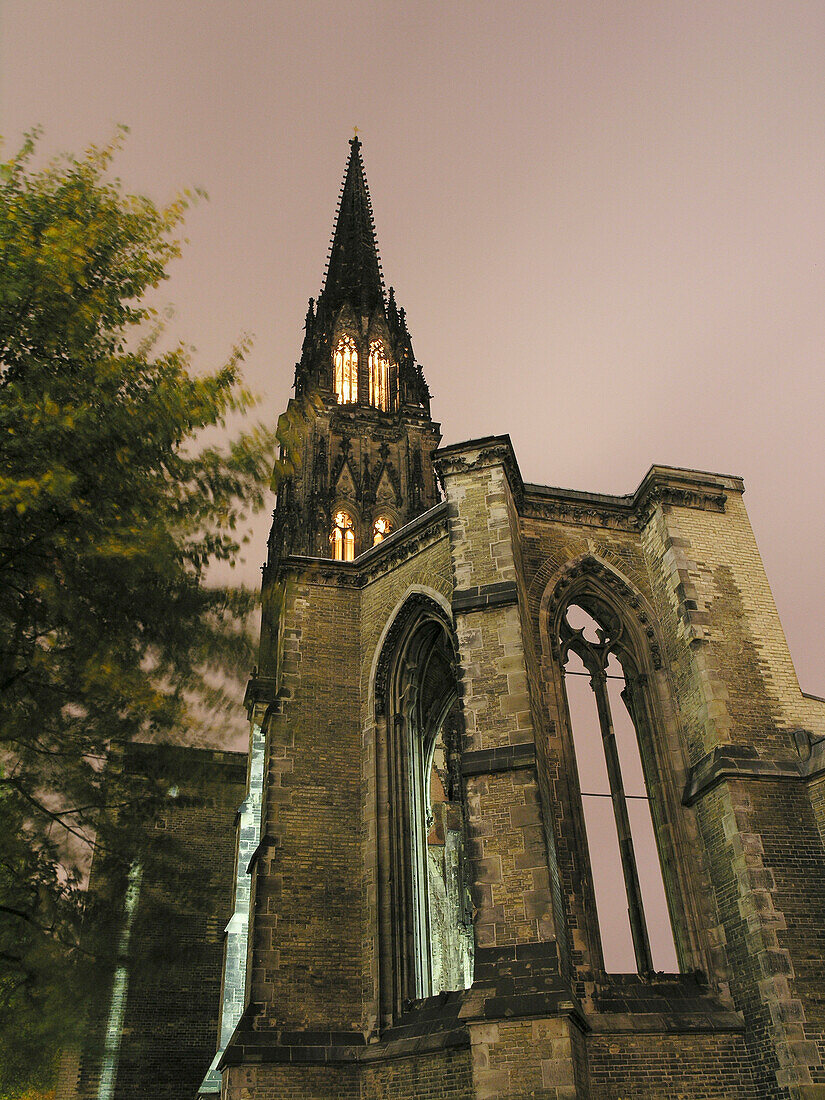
[1, 1, 823, 694]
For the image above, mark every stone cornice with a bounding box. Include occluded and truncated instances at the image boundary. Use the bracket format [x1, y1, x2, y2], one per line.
[461, 742, 537, 776]
[243, 675, 278, 715]
[435, 434, 524, 506]
[522, 487, 638, 531]
[522, 465, 742, 531]
[271, 500, 449, 589]
[328, 404, 442, 441]
[452, 580, 519, 614]
[683, 735, 825, 805]
[634, 465, 739, 527]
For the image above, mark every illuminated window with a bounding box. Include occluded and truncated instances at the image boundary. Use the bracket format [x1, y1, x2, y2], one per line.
[372, 516, 392, 546]
[331, 510, 355, 561]
[334, 336, 358, 404]
[560, 601, 679, 974]
[369, 341, 390, 410]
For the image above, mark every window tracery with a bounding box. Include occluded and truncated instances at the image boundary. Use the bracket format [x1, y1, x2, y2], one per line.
[372, 516, 392, 546]
[560, 598, 679, 974]
[333, 336, 358, 404]
[369, 341, 390, 410]
[331, 509, 355, 561]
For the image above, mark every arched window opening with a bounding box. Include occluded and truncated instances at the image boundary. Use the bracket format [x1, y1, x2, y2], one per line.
[372, 516, 392, 546]
[334, 336, 358, 404]
[376, 603, 473, 1025]
[561, 600, 679, 974]
[421, 703, 474, 996]
[369, 341, 390, 410]
[331, 510, 355, 561]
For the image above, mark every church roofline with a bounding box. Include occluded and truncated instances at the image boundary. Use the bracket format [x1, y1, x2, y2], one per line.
[434, 434, 744, 528]
[270, 500, 450, 588]
[525, 464, 744, 508]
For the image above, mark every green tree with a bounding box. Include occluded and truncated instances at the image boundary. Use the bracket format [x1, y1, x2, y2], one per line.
[0, 131, 277, 1093]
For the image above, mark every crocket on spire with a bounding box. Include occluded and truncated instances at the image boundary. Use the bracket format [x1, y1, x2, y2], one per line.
[319, 135, 385, 317]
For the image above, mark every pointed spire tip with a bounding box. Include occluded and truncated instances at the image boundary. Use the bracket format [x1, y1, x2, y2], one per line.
[320, 129, 384, 311]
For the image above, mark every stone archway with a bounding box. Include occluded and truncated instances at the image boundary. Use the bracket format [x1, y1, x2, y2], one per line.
[373, 596, 473, 1024]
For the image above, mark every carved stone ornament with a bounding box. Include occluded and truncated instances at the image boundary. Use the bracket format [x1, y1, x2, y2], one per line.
[522, 497, 640, 531]
[373, 592, 455, 716]
[435, 436, 524, 505]
[546, 555, 663, 670]
[523, 484, 727, 532]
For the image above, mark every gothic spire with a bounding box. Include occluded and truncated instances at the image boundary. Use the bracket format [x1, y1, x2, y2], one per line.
[319, 136, 385, 317]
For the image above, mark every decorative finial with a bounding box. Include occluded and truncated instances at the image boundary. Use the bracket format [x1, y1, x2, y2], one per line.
[351, 126, 360, 145]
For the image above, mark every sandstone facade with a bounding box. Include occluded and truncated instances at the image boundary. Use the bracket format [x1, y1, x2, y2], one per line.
[62, 137, 825, 1100]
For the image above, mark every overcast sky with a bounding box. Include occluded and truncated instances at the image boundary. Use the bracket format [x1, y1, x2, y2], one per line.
[1, 1, 823, 695]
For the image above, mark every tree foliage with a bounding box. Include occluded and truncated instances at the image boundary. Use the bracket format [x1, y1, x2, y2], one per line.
[0, 131, 277, 1091]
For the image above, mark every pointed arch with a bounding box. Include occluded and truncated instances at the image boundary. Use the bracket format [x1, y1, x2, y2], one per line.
[333, 334, 358, 403]
[539, 553, 664, 673]
[369, 340, 392, 411]
[331, 508, 355, 561]
[537, 553, 714, 979]
[371, 591, 473, 1026]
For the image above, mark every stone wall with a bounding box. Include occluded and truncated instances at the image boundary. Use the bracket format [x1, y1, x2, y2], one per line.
[248, 572, 363, 1030]
[219, 440, 823, 1099]
[358, 525, 454, 1028]
[361, 1049, 474, 1099]
[587, 1030, 756, 1098]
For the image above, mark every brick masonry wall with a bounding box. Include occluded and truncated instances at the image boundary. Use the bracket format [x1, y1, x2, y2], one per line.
[809, 774, 825, 853]
[358, 532, 454, 1029]
[466, 768, 555, 949]
[470, 1017, 588, 1100]
[249, 574, 363, 1030]
[440, 450, 560, 957]
[116, 747, 246, 1100]
[222, 1063, 359, 1099]
[588, 1031, 756, 1098]
[645, 493, 812, 760]
[361, 1049, 474, 1099]
[642, 494, 825, 1095]
[802, 697, 825, 740]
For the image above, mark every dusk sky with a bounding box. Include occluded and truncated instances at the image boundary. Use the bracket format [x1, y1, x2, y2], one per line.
[1, 1, 823, 694]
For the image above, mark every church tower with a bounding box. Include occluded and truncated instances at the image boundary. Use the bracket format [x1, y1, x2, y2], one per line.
[56, 135, 825, 1100]
[209, 138, 825, 1100]
[266, 135, 440, 569]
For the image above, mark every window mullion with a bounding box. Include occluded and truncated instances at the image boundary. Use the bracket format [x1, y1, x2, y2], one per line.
[590, 667, 654, 973]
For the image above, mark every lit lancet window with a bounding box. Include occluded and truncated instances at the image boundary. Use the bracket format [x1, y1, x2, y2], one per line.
[561, 601, 679, 974]
[334, 336, 358, 404]
[372, 516, 392, 546]
[369, 341, 390, 410]
[331, 510, 355, 561]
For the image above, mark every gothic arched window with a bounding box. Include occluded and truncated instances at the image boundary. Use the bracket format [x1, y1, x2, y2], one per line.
[560, 598, 679, 974]
[372, 516, 392, 546]
[334, 336, 358, 404]
[369, 341, 390, 411]
[331, 510, 355, 561]
[374, 599, 473, 1026]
